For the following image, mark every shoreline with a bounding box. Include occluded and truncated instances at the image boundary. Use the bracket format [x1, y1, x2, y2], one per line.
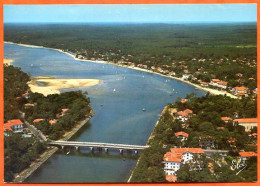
[4, 58, 14, 65]
[4, 41, 237, 99]
[127, 106, 167, 183]
[12, 112, 93, 183]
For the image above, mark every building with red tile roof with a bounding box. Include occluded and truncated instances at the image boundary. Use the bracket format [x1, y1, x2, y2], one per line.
[165, 175, 177, 182]
[175, 131, 189, 141]
[177, 109, 193, 122]
[24, 103, 34, 107]
[233, 86, 247, 96]
[233, 118, 257, 132]
[221, 117, 233, 123]
[49, 119, 57, 125]
[181, 99, 188, 104]
[239, 151, 257, 161]
[33, 119, 44, 123]
[163, 148, 204, 176]
[4, 119, 24, 134]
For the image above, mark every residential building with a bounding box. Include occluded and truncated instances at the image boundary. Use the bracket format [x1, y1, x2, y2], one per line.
[175, 131, 189, 141]
[232, 86, 247, 96]
[233, 118, 258, 132]
[49, 119, 57, 125]
[163, 148, 204, 176]
[4, 119, 24, 135]
[199, 135, 215, 149]
[33, 118, 44, 123]
[177, 109, 193, 122]
[239, 151, 257, 161]
[182, 74, 191, 80]
[221, 117, 233, 123]
[209, 79, 220, 86]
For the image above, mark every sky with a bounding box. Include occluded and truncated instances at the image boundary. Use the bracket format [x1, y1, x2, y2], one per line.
[4, 4, 257, 23]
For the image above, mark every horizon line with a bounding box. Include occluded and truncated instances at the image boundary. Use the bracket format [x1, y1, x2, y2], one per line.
[4, 21, 257, 24]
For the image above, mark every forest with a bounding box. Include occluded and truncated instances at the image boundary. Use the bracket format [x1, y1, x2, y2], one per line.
[4, 23, 256, 60]
[130, 93, 257, 182]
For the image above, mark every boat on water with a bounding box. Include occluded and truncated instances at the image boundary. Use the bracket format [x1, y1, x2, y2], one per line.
[142, 108, 146, 112]
[66, 151, 70, 155]
[113, 88, 116, 92]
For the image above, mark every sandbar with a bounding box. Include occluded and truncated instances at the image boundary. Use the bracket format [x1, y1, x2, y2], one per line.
[4, 58, 14, 65]
[28, 76, 100, 96]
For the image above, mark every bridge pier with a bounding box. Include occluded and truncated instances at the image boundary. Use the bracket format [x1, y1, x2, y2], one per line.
[90, 147, 94, 152]
[61, 146, 64, 150]
[75, 146, 79, 151]
[104, 148, 108, 153]
[97, 147, 102, 151]
[119, 149, 123, 154]
[134, 150, 138, 155]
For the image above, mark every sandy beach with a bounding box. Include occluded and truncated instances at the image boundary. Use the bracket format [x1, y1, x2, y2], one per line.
[4, 58, 14, 65]
[28, 76, 100, 96]
[5, 41, 238, 99]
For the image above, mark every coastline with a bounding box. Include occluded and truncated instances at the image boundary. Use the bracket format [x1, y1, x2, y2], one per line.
[12, 112, 93, 183]
[4, 58, 14, 65]
[4, 41, 238, 99]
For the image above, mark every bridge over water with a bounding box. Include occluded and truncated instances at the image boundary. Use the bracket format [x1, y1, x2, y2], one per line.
[49, 140, 149, 154]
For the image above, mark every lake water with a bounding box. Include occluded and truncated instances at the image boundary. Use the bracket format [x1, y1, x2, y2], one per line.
[4, 43, 205, 183]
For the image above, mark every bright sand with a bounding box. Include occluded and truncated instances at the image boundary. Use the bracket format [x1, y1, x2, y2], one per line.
[4, 58, 14, 65]
[5, 41, 238, 99]
[28, 76, 100, 96]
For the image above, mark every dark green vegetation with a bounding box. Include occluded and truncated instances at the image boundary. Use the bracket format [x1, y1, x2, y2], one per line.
[4, 64, 30, 121]
[4, 134, 47, 182]
[4, 23, 257, 93]
[130, 94, 257, 182]
[4, 23, 256, 60]
[4, 65, 93, 182]
[24, 91, 92, 140]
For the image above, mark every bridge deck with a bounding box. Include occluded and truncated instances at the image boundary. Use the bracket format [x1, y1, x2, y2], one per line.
[49, 141, 149, 150]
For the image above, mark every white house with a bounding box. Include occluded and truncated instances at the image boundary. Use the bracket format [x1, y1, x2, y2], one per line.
[163, 148, 204, 175]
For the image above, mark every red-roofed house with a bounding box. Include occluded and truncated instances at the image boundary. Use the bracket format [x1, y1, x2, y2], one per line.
[209, 79, 220, 86]
[232, 86, 247, 96]
[163, 148, 204, 175]
[4, 119, 24, 135]
[175, 131, 189, 141]
[221, 117, 233, 123]
[200, 81, 209, 87]
[217, 81, 228, 89]
[233, 118, 257, 132]
[49, 119, 57, 125]
[33, 119, 44, 123]
[239, 151, 257, 161]
[181, 99, 188, 104]
[165, 175, 177, 182]
[24, 103, 34, 107]
[177, 109, 193, 122]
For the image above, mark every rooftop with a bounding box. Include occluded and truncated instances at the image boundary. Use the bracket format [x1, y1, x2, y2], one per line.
[239, 151, 257, 157]
[234, 118, 257, 123]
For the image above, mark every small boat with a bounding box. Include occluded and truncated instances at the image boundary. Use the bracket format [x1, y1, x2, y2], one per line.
[142, 108, 146, 112]
[113, 88, 116, 92]
[172, 88, 175, 91]
[66, 151, 70, 155]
